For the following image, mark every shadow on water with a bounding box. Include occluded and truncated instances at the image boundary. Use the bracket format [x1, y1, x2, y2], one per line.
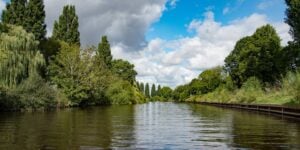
[0, 102, 299, 149]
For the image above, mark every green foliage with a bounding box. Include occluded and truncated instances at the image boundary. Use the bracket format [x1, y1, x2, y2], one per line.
[105, 79, 145, 105]
[157, 86, 173, 100]
[0, 25, 44, 88]
[97, 36, 113, 68]
[225, 25, 281, 86]
[52, 5, 80, 45]
[151, 84, 156, 97]
[2, 0, 26, 26]
[48, 43, 93, 105]
[24, 0, 46, 41]
[111, 59, 137, 84]
[145, 83, 150, 98]
[285, 0, 300, 43]
[173, 85, 189, 102]
[139, 82, 145, 94]
[2, 0, 46, 42]
[282, 72, 300, 104]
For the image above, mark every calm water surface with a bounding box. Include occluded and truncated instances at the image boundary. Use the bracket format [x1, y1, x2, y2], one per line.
[0, 102, 299, 149]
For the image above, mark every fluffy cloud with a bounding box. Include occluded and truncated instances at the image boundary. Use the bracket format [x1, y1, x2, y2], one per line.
[113, 11, 291, 88]
[44, 0, 168, 49]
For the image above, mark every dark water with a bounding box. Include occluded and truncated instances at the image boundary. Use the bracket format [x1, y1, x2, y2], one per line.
[0, 102, 300, 150]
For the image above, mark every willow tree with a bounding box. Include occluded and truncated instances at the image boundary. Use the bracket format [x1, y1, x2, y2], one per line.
[0, 25, 45, 88]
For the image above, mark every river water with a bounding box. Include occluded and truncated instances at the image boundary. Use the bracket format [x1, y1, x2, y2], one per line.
[0, 102, 299, 149]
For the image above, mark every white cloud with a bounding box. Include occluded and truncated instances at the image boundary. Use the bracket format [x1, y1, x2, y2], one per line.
[44, 0, 167, 49]
[112, 11, 291, 88]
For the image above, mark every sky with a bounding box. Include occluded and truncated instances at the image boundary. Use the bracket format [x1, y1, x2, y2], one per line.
[0, 0, 292, 88]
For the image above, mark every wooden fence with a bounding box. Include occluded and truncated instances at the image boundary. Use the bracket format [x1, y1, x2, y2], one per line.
[199, 102, 300, 118]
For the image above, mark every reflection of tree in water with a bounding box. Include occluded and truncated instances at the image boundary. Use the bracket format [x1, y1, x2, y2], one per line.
[0, 106, 137, 149]
[187, 104, 300, 149]
[230, 111, 300, 149]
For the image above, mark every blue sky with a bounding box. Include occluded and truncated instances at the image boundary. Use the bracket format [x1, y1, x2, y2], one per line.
[0, 0, 291, 87]
[146, 0, 287, 41]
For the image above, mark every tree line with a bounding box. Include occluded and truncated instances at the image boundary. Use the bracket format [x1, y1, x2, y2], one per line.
[136, 82, 173, 101]
[0, 0, 147, 111]
[172, 0, 300, 105]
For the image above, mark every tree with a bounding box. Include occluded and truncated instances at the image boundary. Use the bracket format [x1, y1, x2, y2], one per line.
[157, 85, 161, 94]
[111, 59, 137, 84]
[151, 84, 156, 97]
[52, 5, 80, 45]
[97, 36, 113, 68]
[285, 0, 300, 43]
[145, 83, 150, 98]
[24, 0, 46, 41]
[157, 87, 173, 100]
[225, 25, 281, 86]
[0, 25, 45, 88]
[140, 82, 145, 94]
[48, 42, 84, 105]
[2, 0, 26, 26]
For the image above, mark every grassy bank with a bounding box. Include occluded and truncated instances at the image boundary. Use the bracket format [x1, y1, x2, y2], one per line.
[185, 72, 300, 106]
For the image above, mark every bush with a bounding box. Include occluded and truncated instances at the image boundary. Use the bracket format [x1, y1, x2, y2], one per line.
[235, 77, 263, 103]
[105, 79, 145, 105]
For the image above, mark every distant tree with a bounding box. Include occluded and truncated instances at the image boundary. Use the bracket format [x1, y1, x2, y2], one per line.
[157, 85, 161, 94]
[52, 5, 80, 45]
[111, 59, 137, 84]
[145, 83, 150, 98]
[97, 36, 113, 68]
[285, 0, 300, 43]
[140, 82, 145, 94]
[2, 0, 26, 26]
[24, 0, 46, 41]
[151, 84, 156, 97]
[225, 25, 281, 86]
[157, 87, 173, 100]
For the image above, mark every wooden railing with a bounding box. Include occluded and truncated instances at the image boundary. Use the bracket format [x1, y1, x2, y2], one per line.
[199, 102, 300, 118]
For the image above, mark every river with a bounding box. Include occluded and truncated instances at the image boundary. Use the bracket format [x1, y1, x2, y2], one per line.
[0, 102, 299, 149]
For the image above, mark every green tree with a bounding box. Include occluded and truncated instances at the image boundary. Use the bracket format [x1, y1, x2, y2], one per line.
[140, 82, 145, 94]
[48, 42, 83, 105]
[0, 25, 44, 88]
[97, 36, 113, 68]
[145, 83, 150, 98]
[111, 59, 137, 84]
[52, 5, 80, 45]
[151, 84, 156, 97]
[2, 0, 26, 26]
[157, 87, 173, 100]
[285, 0, 300, 43]
[157, 85, 161, 94]
[225, 25, 281, 86]
[24, 0, 46, 41]
[197, 66, 223, 94]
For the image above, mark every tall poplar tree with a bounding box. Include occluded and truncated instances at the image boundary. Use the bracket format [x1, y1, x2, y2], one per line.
[145, 83, 150, 98]
[151, 84, 156, 97]
[97, 36, 113, 68]
[2, 0, 26, 26]
[25, 0, 46, 41]
[140, 82, 145, 94]
[52, 5, 80, 45]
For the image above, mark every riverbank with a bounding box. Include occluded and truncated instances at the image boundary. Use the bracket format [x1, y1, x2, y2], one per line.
[196, 102, 300, 118]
